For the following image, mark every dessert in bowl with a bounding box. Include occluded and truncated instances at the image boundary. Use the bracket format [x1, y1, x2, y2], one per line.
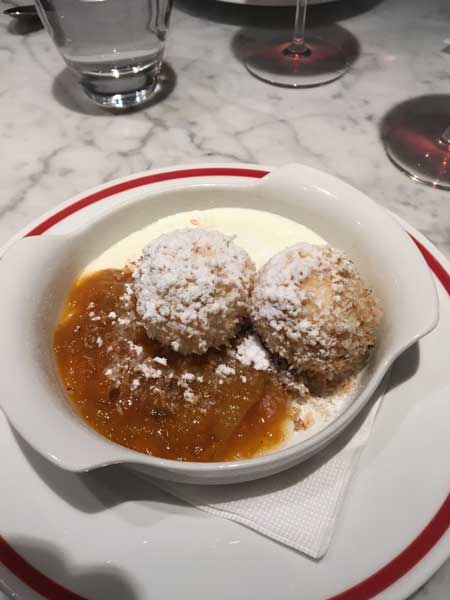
[53, 212, 379, 464]
[0, 164, 438, 484]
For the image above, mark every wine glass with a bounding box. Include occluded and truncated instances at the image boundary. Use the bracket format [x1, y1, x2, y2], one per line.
[245, 0, 348, 87]
[383, 95, 450, 190]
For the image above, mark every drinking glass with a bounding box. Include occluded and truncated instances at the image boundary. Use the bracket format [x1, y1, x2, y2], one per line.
[383, 96, 450, 190]
[35, 0, 173, 109]
[245, 0, 347, 87]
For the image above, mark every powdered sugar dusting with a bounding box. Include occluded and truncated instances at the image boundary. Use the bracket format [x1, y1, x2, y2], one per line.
[252, 243, 381, 382]
[133, 228, 256, 355]
[286, 372, 363, 446]
[215, 364, 236, 377]
[234, 333, 271, 371]
[153, 356, 167, 366]
[136, 363, 162, 380]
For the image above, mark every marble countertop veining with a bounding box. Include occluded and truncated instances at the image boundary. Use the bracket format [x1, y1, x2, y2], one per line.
[0, 0, 449, 598]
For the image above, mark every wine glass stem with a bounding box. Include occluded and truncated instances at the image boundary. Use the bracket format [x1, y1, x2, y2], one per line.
[286, 0, 310, 56]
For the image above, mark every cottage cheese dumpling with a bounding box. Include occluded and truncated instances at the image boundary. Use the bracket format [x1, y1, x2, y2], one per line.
[134, 228, 256, 355]
[251, 243, 381, 382]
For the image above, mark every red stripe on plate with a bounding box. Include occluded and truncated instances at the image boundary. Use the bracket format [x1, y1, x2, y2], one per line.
[327, 494, 450, 600]
[411, 236, 450, 296]
[24, 168, 268, 237]
[1, 166, 449, 600]
[0, 535, 84, 600]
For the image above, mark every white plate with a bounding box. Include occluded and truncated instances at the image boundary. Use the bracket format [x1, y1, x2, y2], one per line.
[0, 164, 449, 600]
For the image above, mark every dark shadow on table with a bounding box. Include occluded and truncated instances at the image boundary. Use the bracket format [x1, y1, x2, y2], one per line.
[174, 0, 385, 28]
[6, 17, 43, 35]
[51, 62, 177, 116]
[2, 536, 139, 600]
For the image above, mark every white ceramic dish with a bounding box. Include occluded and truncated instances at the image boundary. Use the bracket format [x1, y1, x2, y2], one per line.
[0, 166, 449, 600]
[0, 164, 438, 485]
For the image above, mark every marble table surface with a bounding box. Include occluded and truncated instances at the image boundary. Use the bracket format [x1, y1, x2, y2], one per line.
[0, 0, 449, 598]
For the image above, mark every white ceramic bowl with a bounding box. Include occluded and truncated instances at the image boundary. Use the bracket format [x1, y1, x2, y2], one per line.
[0, 164, 438, 484]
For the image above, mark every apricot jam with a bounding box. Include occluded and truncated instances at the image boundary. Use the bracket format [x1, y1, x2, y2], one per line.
[54, 270, 295, 462]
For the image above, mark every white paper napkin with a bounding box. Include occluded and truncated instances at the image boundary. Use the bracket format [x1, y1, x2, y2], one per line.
[154, 381, 387, 559]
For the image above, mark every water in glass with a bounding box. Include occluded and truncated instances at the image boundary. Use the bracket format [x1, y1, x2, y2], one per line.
[36, 0, 173, 109]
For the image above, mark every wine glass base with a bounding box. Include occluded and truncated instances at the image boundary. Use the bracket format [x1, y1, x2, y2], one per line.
[384, 113, 450, 190]
[244, 36, 347, 87]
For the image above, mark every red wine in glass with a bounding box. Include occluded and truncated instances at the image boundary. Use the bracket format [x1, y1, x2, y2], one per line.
[245, 0, 347, 87]
[383, 96, 450, 190]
